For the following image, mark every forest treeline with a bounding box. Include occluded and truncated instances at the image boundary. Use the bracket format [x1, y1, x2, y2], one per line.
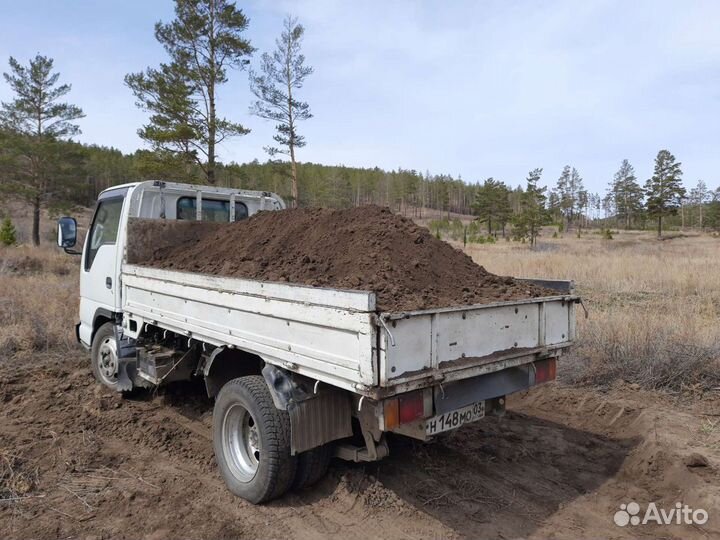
[74, 143, 479, 214]
[31, 140, 720, 231]
[3, 137, 720, 240]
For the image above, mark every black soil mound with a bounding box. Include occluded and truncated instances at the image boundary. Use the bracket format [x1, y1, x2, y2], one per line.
[130, 206, 553, 312]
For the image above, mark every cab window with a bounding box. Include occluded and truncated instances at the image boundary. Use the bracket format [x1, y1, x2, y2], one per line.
[177, 197, 249, 222]
[85, 197, 124, 270]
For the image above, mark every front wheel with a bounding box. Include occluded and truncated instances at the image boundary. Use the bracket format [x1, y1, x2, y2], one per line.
[213, 376, 297, 504]
[91, 322, 120, 390]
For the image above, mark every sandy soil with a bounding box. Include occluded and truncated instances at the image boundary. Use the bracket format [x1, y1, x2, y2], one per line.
[1, 353, 718, 540]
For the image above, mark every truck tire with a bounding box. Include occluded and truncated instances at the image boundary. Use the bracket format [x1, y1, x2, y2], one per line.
[292, 444, 332, 490]
[213, 376, 297, 504]
[91, 322, 121, 391]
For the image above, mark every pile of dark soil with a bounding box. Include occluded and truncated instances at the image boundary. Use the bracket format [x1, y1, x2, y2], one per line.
[130, 206, 553, 312]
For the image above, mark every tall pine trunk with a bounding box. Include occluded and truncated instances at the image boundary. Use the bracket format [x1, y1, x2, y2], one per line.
[207, 87, 216, 185]
[681, 203, 685, 229]
[289, 143, 298, 208]
[700, 205, 703, 229]
[32, 194, 41, 246]
[286, 60, 298, 208]
[206, 1, 217, 185]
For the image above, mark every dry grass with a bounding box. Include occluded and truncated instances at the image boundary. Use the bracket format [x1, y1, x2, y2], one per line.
[0, 451, 39, 501]
[0, 246, 80, 359]
[462, 230, 720, 392]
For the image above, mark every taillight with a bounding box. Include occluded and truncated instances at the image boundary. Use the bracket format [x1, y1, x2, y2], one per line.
[534, 358, 557, 384]
[383, 390, 425, 430]
[383, 398, 399, 431]
[398, 391, 424, 424]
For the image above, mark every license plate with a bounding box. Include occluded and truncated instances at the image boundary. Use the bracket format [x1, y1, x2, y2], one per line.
[426, 401, 485, 435]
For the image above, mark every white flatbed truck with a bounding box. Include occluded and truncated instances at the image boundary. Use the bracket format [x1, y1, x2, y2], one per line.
[58, 181, 579, 503]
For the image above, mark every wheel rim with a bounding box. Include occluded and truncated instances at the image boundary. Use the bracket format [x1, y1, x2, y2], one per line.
[223, 404, 260, 482]
[97, 337, 118, 386]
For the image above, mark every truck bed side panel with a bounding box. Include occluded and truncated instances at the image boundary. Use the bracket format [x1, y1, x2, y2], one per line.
[121, 265, 377, 391]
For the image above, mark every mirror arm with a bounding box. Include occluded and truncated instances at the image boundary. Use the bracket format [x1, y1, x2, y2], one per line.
[63, 247, 82, 256]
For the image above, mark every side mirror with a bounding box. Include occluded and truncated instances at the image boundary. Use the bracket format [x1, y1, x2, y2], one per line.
[57, 217, 77, 249]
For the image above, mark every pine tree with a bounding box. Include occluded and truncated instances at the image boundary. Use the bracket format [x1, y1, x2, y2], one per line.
[0, 217, 17, 246]
[547, 190, 561, 224]
[689, 179, 709, 229]
[125, 63, 201, 181]
[570, 168, 585, 230]
[645, 150, 685, 237]
[609, 159, 644, 229]
[472, 178, 511, 235]
[576, 188, 588, 231]
[513, 168, 547, 247]
[249, 16, 313, 208]
[556, 166, 572, 228]
[0, 55, 84, 246]
[555, 166, 585, 230]
[125, 0, 254, 184]
[588, 192, 601, 221]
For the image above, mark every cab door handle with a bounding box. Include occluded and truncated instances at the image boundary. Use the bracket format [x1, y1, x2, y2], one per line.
[106, 277, 112, 289]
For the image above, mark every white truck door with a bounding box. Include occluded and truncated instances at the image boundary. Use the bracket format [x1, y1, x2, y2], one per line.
[78, 189, 127, 347]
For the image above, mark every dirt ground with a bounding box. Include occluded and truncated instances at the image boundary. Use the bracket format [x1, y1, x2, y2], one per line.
[2, 352, 718, 540]
[127, 206, 553, 312]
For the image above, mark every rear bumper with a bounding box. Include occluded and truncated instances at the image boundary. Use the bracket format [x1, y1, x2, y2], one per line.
[380, 357, 557, 440]
[365, 344, 568, 399]
[433, 357, 555, 414]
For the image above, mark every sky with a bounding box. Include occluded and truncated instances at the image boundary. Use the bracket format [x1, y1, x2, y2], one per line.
[1, 0, 719, 193]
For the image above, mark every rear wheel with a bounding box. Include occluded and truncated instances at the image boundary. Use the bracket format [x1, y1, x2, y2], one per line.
[293, 444, 333, 490]
[91, 322, 120, 390]
[213, 376, 296, 503]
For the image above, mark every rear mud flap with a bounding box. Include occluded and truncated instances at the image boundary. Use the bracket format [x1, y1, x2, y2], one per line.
[288, 390, 353, 455]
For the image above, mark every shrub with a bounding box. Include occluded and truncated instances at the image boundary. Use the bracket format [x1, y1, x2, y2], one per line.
[429, 218, 450, 241]
[0, 217, 17, 246]
[450, 219, 464, 241]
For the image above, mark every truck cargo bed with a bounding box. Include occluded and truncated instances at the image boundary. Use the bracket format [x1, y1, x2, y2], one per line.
[121, 264, 578, 396]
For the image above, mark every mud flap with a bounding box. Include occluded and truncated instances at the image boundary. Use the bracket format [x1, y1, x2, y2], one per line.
[288, 390, 353, 455]
[116, 358, 135, 392]
[114, 325, 138, 392]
